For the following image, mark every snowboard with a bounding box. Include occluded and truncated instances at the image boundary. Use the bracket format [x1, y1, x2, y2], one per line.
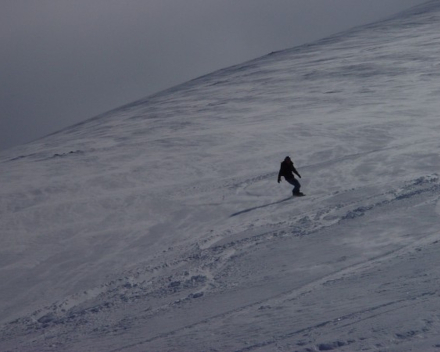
[293, 192, 305, 197]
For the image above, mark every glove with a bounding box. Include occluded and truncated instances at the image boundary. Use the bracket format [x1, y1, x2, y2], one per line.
[298, 174, 302, 178]
[277, 179, 281, 183]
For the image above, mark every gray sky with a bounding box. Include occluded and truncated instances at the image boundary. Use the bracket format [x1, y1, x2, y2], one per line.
[1, 0, 427, 151]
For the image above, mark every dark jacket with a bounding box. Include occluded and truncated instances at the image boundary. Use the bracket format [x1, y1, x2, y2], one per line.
[278, 158, 301, 182]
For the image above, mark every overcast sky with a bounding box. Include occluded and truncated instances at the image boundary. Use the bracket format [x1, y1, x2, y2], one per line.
[1, 0, 427, 151]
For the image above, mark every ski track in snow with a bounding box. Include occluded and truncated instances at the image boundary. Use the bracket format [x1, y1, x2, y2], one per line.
[106, 174, 440, 352]
[2, 1, 440, 351]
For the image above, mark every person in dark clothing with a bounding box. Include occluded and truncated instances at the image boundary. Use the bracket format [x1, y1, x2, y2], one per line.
[278, 156, 303, 196]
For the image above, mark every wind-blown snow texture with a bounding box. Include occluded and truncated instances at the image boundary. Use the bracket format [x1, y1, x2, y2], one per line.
[2, 1, 440, 351]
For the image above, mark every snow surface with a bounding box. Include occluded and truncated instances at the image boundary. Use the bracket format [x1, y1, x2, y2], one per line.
[2, 1, 440, 351]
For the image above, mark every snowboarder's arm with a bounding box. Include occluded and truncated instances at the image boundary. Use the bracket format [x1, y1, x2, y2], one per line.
[277, 168, 282, 183]
[292, 166, 301, 178]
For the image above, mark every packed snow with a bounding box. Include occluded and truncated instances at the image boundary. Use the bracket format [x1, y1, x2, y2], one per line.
[2, 1, 440, 351]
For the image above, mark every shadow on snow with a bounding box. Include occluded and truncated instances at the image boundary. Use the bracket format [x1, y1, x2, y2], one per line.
[230, 196, 292, 217]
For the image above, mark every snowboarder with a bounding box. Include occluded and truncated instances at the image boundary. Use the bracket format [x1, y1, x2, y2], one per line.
[277, 156, 304, 196]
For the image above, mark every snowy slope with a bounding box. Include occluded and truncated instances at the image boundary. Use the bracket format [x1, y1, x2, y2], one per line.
[2, 1, 440, 351]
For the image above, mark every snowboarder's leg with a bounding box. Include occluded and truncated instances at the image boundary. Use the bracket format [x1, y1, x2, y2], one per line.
[292, 178, 301, 194]
[286, 178, 301, 194]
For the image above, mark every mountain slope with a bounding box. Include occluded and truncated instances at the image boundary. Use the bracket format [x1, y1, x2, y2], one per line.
[1, 1, 440, 351]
